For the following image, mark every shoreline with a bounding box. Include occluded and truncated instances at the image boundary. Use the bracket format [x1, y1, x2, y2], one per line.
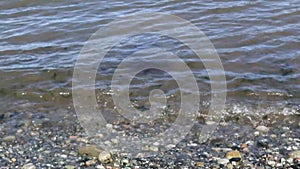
[0, 103, 299, 168]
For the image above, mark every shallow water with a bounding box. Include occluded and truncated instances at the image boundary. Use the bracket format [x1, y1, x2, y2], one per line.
[0, 0, 299, 114]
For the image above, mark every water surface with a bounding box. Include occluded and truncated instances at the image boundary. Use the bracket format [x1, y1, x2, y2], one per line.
[0, 0, 299, 114]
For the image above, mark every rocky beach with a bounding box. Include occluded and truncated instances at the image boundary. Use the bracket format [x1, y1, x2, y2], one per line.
[1, 0, 300, 168]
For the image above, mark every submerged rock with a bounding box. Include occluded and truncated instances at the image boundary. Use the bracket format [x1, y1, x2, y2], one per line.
[2, 135, 16, 142]
[78, 145, 101, 158]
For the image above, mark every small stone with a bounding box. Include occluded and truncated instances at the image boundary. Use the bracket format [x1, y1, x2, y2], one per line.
[65, 165, 76, 169]
[96, 165, 106, 169]
[195, 162, 204, 167]
[254, 131, 260, 136]
[218, 158, 229, 165]
[78, 145, 101, 158]
[226, 150, 242, 162]
[3, 135, 16, 142]
[60, 154, 68, 158]
[241, 143, 247, 149]
[77, 137, 88, 143]
[111, 138, 119, 145]
[256, 125, 269, 133]
[149, 146, 159, 152]
[22, 163, 36, 169]
[257, 138, 269, 148]
[289, 150, 300, 159]
[86, 159, 97, 166]
[206, 121, 216, 125]
[267, 160, 276, 167]
[106, 123, 113, 129]
[227, 163, 233, 169]
[11, 158, 16, 163]
[98, 151, 112, 164]
[121, 157, 131, 167]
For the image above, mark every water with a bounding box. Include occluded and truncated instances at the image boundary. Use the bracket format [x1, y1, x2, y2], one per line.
[0, 0, 299, 114]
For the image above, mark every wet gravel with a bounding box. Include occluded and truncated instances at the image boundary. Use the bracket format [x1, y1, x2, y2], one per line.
[0, 105, 299, 168]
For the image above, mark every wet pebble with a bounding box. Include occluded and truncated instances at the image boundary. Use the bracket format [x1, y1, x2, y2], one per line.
[78, 145, 101, 158]
[226, 150, 242, 162]
[289, 150, 300, 159]
[98, 151, 112, 164]
[256, 125, 269, 133]
[22, 163, 36, 169]
[2, 135, 16, 142]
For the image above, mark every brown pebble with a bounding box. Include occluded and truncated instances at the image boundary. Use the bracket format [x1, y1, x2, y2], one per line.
[196, 162, 205, 167]
[226, 150, 242, 162]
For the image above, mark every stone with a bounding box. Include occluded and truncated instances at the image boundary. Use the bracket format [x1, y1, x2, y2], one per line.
[65, 165, 76, 169]
[86, 159, 97, 166]
[96, 165, 106, 169]
[195, 162, 204, 167]
[226, 150, 242, 162]
[149, 146, 159, 152]
[217, 158, 229, 165]
[11, 158, 17, 163]
[227, 163, 233, 169]
[22, 163, 36, 169]
[257, 138, 269, 148]
[121, 157, 131, 167]
[289, 150, 300, 159]
[98, 151, 112, 164]
[78, 145, 101, 158]
[3, 135, 16, 142]
[267, 160, 276, 167]
[256, 125, 269, 133]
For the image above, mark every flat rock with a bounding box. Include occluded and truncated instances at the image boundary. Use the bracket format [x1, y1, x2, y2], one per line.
[2, 135, 16, 142]
[78, 145, 101, 158]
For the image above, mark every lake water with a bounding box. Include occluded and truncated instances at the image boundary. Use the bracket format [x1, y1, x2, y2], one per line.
[0, 0, 299, 115]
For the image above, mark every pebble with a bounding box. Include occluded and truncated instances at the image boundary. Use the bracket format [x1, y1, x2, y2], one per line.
[195, 162, 204, 167]
[227, 163, 233, 169]
[289, 150, 300, 159]
[11, 158, 16, 163]
[267, 160, 276, 167]
[86, 159, 97, 166]
[256, 125, 269, 133]
[22, 163, 36, 169]
[149, 146, 159, 152]
[65, 165, 76, 169]
[121, 157, 131, 167]
[226, 150, 242, 162]
[254, 131, 260, 136]
[217, 158, 229, 165]
[78, 145, 101, 158]
[96, 165, 106, 169]
[98, 151, 112, 164]
[257, 138, 269, 148]
[2, 135, 16, 142]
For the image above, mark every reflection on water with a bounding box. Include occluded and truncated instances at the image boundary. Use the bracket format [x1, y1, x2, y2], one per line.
[0, 0, 299, 112]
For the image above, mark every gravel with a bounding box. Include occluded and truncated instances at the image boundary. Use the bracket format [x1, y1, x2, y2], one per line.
[0, 106, 299, 168]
